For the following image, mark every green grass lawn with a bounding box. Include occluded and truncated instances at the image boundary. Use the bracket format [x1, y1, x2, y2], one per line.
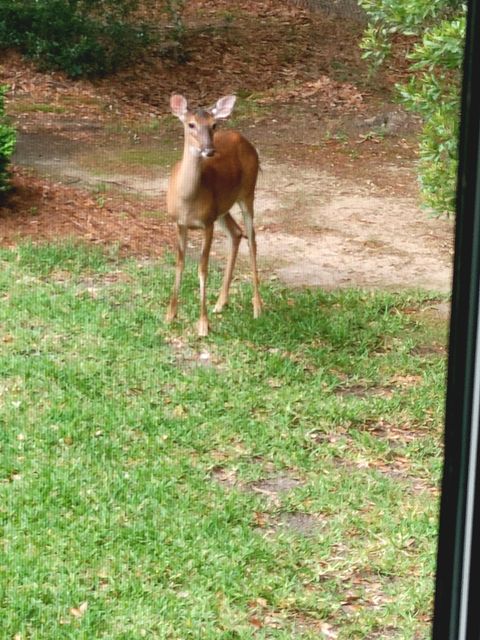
[0, 242, 447, 639]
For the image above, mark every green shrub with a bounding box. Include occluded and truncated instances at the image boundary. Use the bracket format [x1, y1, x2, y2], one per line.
[0, 85, 16, 195]
[0, 0, 154, 78]
[359, 0, 465, 215]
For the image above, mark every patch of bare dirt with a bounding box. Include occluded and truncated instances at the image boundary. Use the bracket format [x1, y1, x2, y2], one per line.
[276, 511, 325, 536]
[249, 475, 304, 495]
[165, 336, 224, 370]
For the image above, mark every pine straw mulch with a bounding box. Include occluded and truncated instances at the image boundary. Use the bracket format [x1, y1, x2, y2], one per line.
[0, 0, 374, 129]
[0, 168, 174, 256]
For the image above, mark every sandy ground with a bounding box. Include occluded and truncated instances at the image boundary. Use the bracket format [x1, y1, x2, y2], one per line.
[253, 161, 453, 291]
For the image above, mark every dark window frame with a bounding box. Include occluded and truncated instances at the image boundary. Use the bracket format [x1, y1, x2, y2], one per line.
[433, 0, 480, 637]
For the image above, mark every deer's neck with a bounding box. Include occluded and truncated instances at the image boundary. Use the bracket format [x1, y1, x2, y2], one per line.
[177, 138, 203, 201]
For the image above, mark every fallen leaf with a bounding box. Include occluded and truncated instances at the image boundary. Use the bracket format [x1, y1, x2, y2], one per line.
[265, 614, 283, 628]
[210, 466, 237, 487]
[319, 621, 339, 638]
[253, 512, 268, 528]
[267, 379, 282, 388]
[70, 601, 88, 618]
[173, 405, 187, 417]
[390, 374, 423, 386]
[249, 616, 264, 628]
[255, 597, 269, 609]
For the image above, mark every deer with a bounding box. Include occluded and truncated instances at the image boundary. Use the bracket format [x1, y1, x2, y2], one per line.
[165, 93, 262, 337]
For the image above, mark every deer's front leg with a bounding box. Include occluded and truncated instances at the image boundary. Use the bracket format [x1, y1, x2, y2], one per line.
[198, 224, 214, 337]
[166, 224, 187, 323]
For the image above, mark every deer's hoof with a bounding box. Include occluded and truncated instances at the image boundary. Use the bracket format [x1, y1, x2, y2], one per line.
[197, 318, 209, 337]
[165, 300, 178, 323]
[213, 298, 227, 314]
[253, 298, 263, 319]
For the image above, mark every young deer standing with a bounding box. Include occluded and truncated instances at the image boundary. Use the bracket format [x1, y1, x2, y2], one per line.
[165, 94, 262, 337]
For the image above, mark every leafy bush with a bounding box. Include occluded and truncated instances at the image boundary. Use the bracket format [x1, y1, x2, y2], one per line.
[0, 85, 16, 195]
[0, 0, 155, 78]
[359, 0, 465, 215]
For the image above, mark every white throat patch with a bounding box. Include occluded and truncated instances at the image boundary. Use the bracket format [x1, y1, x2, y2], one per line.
[189, 146, 202, 158]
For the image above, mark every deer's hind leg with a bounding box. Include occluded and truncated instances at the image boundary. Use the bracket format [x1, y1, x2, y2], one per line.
[239, 198, 262, 318]
[214, 212, 243, 314]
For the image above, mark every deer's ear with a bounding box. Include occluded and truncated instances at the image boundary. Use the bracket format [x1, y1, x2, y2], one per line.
[170, 94, 188, 121]
[211, 95, 236, 119]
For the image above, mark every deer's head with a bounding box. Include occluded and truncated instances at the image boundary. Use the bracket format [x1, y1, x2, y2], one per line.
[170, 94, 237, 158]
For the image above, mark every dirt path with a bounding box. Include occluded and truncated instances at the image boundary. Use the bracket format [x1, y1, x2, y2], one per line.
[12, 125, 453, 293]
[255, 161, 452, 291]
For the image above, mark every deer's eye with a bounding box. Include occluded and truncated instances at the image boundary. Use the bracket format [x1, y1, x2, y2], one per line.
[212, 123, 217, 130]
[188, 122, 196, 129]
